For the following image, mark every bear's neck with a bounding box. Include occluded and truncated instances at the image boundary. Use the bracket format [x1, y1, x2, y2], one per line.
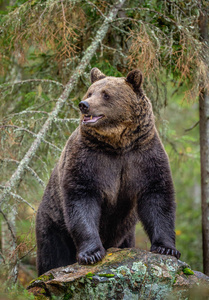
[80, 115, 155, 153]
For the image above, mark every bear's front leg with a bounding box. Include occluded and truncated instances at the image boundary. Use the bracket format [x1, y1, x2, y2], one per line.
[138, 191, 181, 260]
[63, 195, 105, 265]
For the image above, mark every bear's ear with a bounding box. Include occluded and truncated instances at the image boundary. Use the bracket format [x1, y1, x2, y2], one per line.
[90, 68, 106, 83]
[126, 70, 143, 94]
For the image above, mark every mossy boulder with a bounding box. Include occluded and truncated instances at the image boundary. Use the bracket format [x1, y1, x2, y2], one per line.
[27, 248, 209, 300]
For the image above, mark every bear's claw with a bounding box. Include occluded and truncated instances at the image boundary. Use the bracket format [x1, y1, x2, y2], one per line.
[151, 246, 181, 259]
[77, 248, 105, 265]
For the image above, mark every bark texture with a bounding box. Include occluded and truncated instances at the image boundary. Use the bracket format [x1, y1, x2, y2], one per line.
[199, 7, 209, 276]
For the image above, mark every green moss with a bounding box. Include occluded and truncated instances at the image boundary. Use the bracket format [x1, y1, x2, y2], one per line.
[98, 274, 115, 278]
[29, 279, 37, 285]
[86, 272, 95, 280]
[87, 277, 93, 281]
[183, 268, 194, 275]
[30, 273, 54, 284]
[41, 273, 54, 281]
[86, 272, 95, 278]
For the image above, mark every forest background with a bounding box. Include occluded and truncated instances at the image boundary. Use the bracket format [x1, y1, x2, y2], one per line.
[0, 0, 208, 298]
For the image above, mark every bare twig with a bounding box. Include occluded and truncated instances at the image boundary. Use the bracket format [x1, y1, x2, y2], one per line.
[9, 192, 36, 212]
[9, 110, 49, 117]
[185, 121, 200, 132]
[0, 79, 64, 89]
[0, 250, 6, 264]
[0, 208, 16, 244]
[85, 0, 106, 18]
[101, 43, 127, 57]
[1, 190, 36, 216]
[0, 125, 62, 152]
[122, 7, 191, 30]
[1, 159, 45, 187]
[31, 100, 57, 111]
[53, 118, 80, 123]
[19, 245, 36, 261]
[185, 117, 209, 132]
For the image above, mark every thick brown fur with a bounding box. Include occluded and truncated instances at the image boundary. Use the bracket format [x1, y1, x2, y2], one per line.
[36, 68, 181, 276]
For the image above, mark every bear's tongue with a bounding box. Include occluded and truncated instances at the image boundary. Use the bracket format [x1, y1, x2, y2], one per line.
[83, 115, 103, 123]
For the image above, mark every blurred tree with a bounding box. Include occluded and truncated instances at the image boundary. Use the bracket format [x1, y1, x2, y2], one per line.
[199, 5, 209, 275]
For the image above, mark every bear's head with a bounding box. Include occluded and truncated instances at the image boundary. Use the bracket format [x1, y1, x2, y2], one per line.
[79, 68, 154, 149]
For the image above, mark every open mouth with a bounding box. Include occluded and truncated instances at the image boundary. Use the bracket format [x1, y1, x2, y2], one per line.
[82, 114, 104, 124]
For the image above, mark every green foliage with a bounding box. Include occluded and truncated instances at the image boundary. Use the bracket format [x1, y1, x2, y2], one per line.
[0, 283, 35, 300]
[93, 61, 123, 77]
[163, 85, 201, 271]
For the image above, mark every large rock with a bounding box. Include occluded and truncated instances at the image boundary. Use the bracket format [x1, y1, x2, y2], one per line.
[27, 248, 209, 299]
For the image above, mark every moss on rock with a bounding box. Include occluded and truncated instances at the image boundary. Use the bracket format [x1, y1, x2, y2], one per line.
[27, 248, 209, 300]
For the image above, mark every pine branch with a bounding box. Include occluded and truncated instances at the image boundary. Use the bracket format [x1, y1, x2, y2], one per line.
[0, 0, 127, 205]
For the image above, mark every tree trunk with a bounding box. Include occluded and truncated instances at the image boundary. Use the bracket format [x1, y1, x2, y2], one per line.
[0, 0, 127, 283]
[199, 6, 209, 276]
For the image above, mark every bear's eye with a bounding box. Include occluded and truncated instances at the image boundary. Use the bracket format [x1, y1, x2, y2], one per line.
[87, 92, 92, 98]
[102, 91, 110, 100]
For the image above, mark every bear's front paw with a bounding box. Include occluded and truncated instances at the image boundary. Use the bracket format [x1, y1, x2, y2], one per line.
[77, 246, 106, 265]
[151, 245, 181, 259]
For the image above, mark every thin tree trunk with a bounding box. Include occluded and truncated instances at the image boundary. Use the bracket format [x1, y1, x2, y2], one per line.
[0, 0, 127, 283]
[199, 7, 209, 275]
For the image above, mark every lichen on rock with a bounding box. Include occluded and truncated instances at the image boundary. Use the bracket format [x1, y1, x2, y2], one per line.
[27, 248, 209, 300]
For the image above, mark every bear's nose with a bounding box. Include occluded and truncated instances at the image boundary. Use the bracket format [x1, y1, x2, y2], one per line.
[79, 101, 90, 114]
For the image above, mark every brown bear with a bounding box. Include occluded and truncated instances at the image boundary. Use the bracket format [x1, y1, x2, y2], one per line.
[36, 68, 181, 276]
